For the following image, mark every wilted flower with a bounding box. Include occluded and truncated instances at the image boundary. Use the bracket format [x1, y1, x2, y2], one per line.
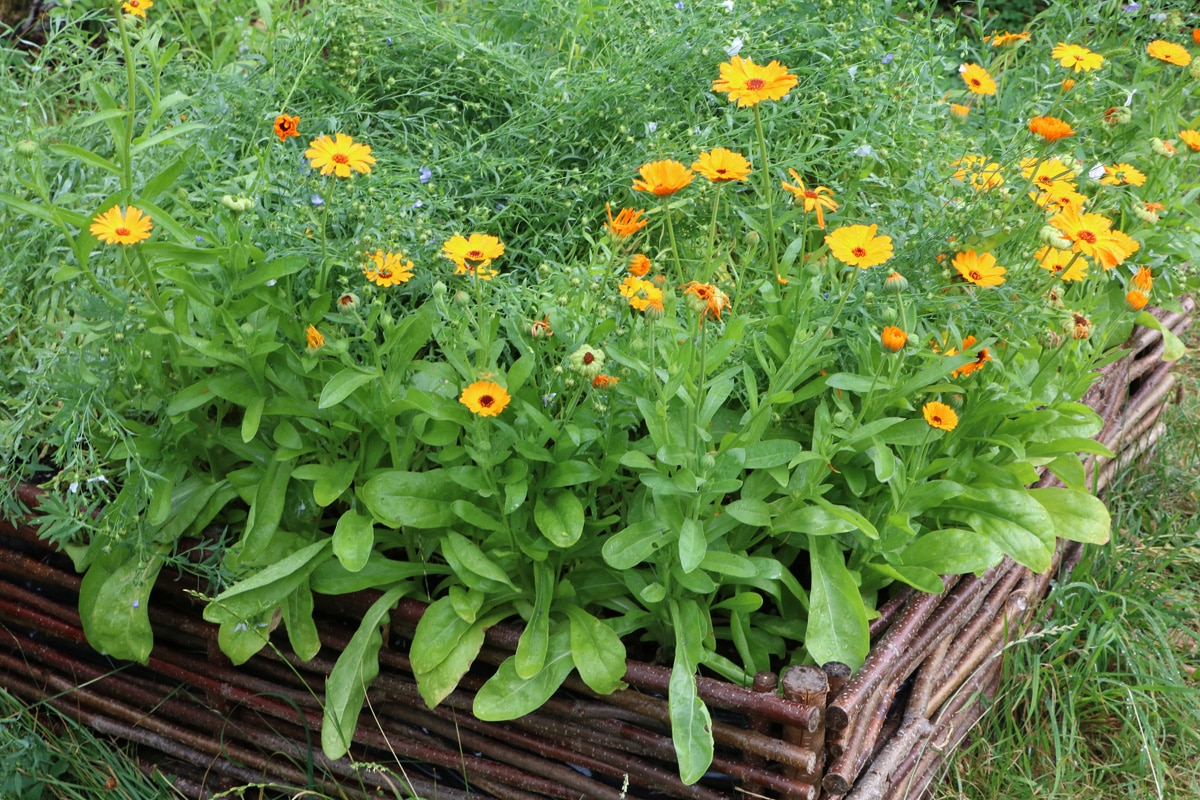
[1102, 106, 1132, 125]
[1133, 201, 1164, 224]
[681, 281, 731, 321]
[530, 315, 553, 339]
[273, 114, 300, 142]
[1071, 312, 1093, 340]
[1150, 138, 1176, 157]
[592, 374, 620, 390]
[958, 63, 996, 95]
[1061, 78, 1076, 92]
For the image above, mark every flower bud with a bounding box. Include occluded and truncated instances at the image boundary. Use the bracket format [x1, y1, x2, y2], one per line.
[1039, 225, 1073, 250]
[432, 280, 448, 296]
[336, 292, 360, 311]
[453, 290, 470, 306]
[15, 139, 39, 157]
[1125, 290, 1148, 311]
[884, 271, 908, 293]
[568, 344, 605, 378]
[881, 306, 898, 322]
[1150, 137, 1176, 158]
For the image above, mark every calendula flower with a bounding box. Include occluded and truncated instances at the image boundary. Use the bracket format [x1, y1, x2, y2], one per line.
[363, 250, 415, 287]
[692, 148, 751, 182]
[1147, 39, 1192, 66]
[952, 250, 1006, 287]
[985, 30, 1030, 47]
[90, 205, 153, 245]
[1049, 207, 1111, 253]
[1051, 43, 1104, 72]
[592, 374, 620, 390]
[881, 326, 907, 351]
[1061, 79, 1076, 92]
[1036, 247, 1088, 281]
[923, 401, 958, 432]
[1125, 290, 1148, 311]
[305, 133, 375, 177]
[443, 233, 505, 278]
[629, 254, 652, 277]
[530, 315, 553, 339]
[712, 55, 798, 106]
[1194, 29, 1200, 45]
[1071, 312, 1092, 340]
[122, 0, 151, 17]
[681, 281, 731, 321]
[1021, 157, 1075, 191]
[884, 272, 909, 292]
[568, 345, 606, 378]
[1179, 130, 1200, 151]
[949, 103, 971, 119]
[951, 339, 992, 378]
[273, 114, 300, 142]
[1029, 116, 1075, 142]
[305, 325, 325, 352]
[959, 63, 996, 95]
[951, 156, 1004, 191]
[632, 159, 694, 196]
[460, 380, 511, 417]
[825, 224, 893, 269]
[1103, 106, 1132, 126]
[336, 292, 360, 310]
[781, 169, 838, 229]
[605, 204, 649, 239]
[1093, 228, 1139, 270]
[1132, 265, 1153, 291]
[1030, 183, 1088, 213]
[1133, 201, 1164, 224]
[1099, 163, 1147, 187]
[619, 275, 664, 313]
[1150, 138, 1176, 158]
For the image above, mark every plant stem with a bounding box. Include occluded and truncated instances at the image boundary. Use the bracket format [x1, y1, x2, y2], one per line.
[661, 196, 683, 283]
[752, 104, 781, 283]
[114, 4, 137, 200]
[702, 184, 722, 283]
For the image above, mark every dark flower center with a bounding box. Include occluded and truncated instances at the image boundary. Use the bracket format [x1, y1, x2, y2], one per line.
[332, 153, 349, 164]
[467, 249, 484, 260]
[852, 246, 867, 258]
[746, 78, 766, 90]
[583, 352, 595, 364]
[378, 269, 393, 279]
[115, 227, 131, 236]
[970, 78, 981, 87]
[969, 270, 982, 281]
[1078, 230, 1097, 244]
[479, 394, 494, 407]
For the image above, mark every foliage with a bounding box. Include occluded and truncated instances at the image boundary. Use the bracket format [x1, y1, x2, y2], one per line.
[2, 0, 1200, 783]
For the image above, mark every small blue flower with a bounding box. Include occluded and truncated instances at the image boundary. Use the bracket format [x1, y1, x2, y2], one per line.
[419, 166, 432, 184]
[881, 53, 894, 65]
[194, 235, 206, 244]
[310, 193, 324, 206]
[674, 0, 684, 9]
[1121, 2, 1140, 11]
[412, 199, 424, 209]
[132, 599, 140, 608]
[386, 36, 393, 45]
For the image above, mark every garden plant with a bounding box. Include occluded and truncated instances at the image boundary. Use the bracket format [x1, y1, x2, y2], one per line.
[1, 0, 1198, 787]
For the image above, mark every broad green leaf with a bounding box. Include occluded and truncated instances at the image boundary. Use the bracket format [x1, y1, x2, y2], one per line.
[474, 629, 575, 720]
[452, 499, 505, 532]
[823, 373, 881, 392]
[516, 564, 554, 678]
[332, 509, 374, 572]
[772, 504, 856, 536]
[602, 520, 668, 570]
[1047, 454, 1087, 491]
[314, 460, 358, 507]
[48, 143, 120, 175]
[361, 470, 461, 529]
[724, 499, 773, 527]
[698, 550, 758, 578]
[897, 528, 1004, 575]
[412, 601, 502, 708]
[241, 396, 265, 443]
[282, 583, 321, 661]
[678, 518, 706, 573]
[543, 460, 602, 488]
[814, 497, 878, 540]
[1026, 437, 1115, 459]
[805, 535, 869, 668]
[203, 540, 331, 625]
[668, 601, 714, 785]
[1135, 311, 1186, 362]
[310, 554, 437, 595]
[564, 606, 626, 694]
[865, 562, 944, 594]
[743, 439, 804, 468]
[507, 354, 534, 394]
[217, 611, 273, 665]
[233, 255, 308, 292]
[442, 532, 517, 590]
[940, 488, 1055, 572]
[240, 458, 292, 559]
[319, 367, 380, 409]
[1030, 487, 1111, 545]
[534, 492, 585, 548]
[130, 122, 207, 154]
[79, 547, 165, 664]
[321, 586, 405, 760]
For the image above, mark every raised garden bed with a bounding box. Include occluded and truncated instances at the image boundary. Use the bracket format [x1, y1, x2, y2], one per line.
[1, 299, 1191, 799]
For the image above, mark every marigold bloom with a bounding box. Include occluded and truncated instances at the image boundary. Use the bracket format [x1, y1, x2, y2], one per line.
[1099, 163, 1147, 187]
[363, 250, 415, 287]
[1029, 184, 1088, 213]
[530, 315, 553, 339]
[1132, 265, 1153, 292]
[629, 254, 652, 277]
[90, 205, 152, 245]
[591, 374, 620, 390]
[460, 380, 511, 417]
[605, 204, 648, 239]
[632, 160, 694, 196]
[712, 55, 798, 107]
[273, 114, 300, 143]
[1194, 29, 1200, 45]
[305, 325, 325, 352]
[1036, 247, 1088, 281]
[1178, 130, 1200, 151]
[951, 339, 992, 378]
[951, 156, 1004, 191]
[305, 133, 375, 178]
[1092, 229, 1139, 270]
[1049, 207, 1111, 252]
[781, 169, 838, 229]
[443, 233, 505, 279]
[923, 401, 958, 432]
[881, 326, 907, 352]
[1061, 79, 1076, 92]
[692, 148, 751, 182]
[1051, 43, 1104, 72]
[1029, 116, 1075, 142]
[619, 275, 664, 314]
[1021, 157, 1075, 191]
[949, 103, 970, 119]
[569, 345, 605, 378]
[681, 281, 731, 321]
[959, 63, 996, 95]
[985, 30, 1030, 47]
[122, 0, 151, 17]
[825, 224, 893, 269]
[1147, 39, 1192, 66]
[952, 250, 1006, 287]
[1125, 290, 1148, 311]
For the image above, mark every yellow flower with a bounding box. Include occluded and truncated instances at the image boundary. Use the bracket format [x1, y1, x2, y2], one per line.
[952, 250, 1006, 287]
[692, 148, 751, 182]
[951, 156, 1004, 191]
[923, 401, 958, 432]
[1092, 229, 1139, 271]
[90, 205, 153, 245]
[1125, 290, 1148, 311]
[1178, 130, 1200, 151]
[781, 169, 838, 229]
[1029, 183, 1088, 213]
[959, 63, 997, 95]
[949, 103, 971, 119]
[363, 250, 415, 287]
[305, 134, 375, 177]
[1048, 207, 1111, 254]
[1147, 40, 1192, 66]
[985, 31, 1030, 47]
[274, 114, 300, 143]
[1132, 265, 1153, 292]
[1035, 247, 1088, 281]
[681, 281, 730, 321]
[619, 275, 664, 314]
[825, 224, 893, 269]
[712, 55, 798, 107]
[443, 233, 505, 279]
[1029, 116, 1075, 142]
[1051, 43, 1104, 72]
[881, 326, 907, 352]
[1099, 163, 1147, 187]
[632, 160, 694, 196]
[122, 0, 152, 17]
[460, 380, 511, 417]
[1021, 157, 1076, 191]
[605, 204, 648, 239]
[305, 325, 325, 352]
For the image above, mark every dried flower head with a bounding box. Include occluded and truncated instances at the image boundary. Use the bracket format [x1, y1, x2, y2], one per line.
[681, 281, 731, 321]
[273, 114, 300, 143]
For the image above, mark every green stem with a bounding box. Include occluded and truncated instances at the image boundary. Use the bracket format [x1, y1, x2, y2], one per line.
[316, 179, 339, 294]
[114, 3, 137, 200]
[752, 104, 780, 283]
[661, 196, 683, 283]
[702, 184, 722, 283]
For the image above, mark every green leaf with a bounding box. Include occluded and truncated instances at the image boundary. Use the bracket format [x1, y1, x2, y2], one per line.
[310, 554, 435, 595]
[241, 396, 265, 443]
[282, 583, 321, 661]
[474, 629, 575, 720]
[361, 470, 462, 529]
[452, 499, 505, 532]
[516, 564, 553, 678]
[203, 540, 331, 625]
[805, 535, 869, 669]
[678, 518, 706, 573]
[79, 547, 165, 663]
[321, 586, 406, 760]
[897, 528, 1004, 575]
[240, 458, 292, 559]
[939, 488, 1056, 572]
[824, 373, 884, 392]
[602, 520, 668, 569]
[698, 551, 758, 578]
[314, 460, 358, 508]
[140, 147, 195, 204]
[543, 460, 602, 488]
[48, 143, 121, 175]
[130, 122, 208, 154]
[442, 532, 517, 590]
[865, 562, 945, 594]
[319, 368, 380, 409]
[724, 499, 773, 527]
[217, 612, 273, 665]
[507, 354, 534, 394]
[233, 255, 308, 292]
[1135, 311, 1186, 362]
[743, 439, 804, 468]
[412, 601, 501, 709]
[534, 492, 585, 548]
[773, 503, 856, 536]
[814, 497, 878, 540]
[668, 600, 714, 785]
[1047, 454, 1087, 491]
[1030, 487, 1111, 545]
[332, 509, 374, 572]
[564, 606, 627, 694]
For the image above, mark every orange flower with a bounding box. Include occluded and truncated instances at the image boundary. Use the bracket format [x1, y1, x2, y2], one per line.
[881, 326, 907, 352]
[1132, 266, 1153, 292]
[305, 325, 325, 352]
[681, 281, 731, 321]
[443, 233, 505, 279]
[985, 31, 1030, 47]
[1125, 290, 1148, 311]
[629, 254, 652, 277]
[605, 204, 648, 239]
[952, 250, 1006, 287]
[632, 160, 694, 196]
[1029, 116, 1075, 142]
[1061, 79, 1076, 92]
[90, 205, 152, 245]
[780, 169, 838, 229]
[959, 63, 996, 95]
[923, 401, 958, 432]
[1099, 163, 1147, 187]
[712, 55, 798, 107]
[460, 380, 511, 417]
[273, 114, 300, 142]
[952, 339, 992, 378]
[1147, 39, 1192, 66]
[592, 374, 620, 390]
[692, 148, 751, 182]
[1051, 42, 1104, 72]
[363, 250, 415, 287]
[949, 103, 970, 119]
[619, 275, 664, 314]
[1194, 29, 1200, 45]
[1179, 130, 1200, 151]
